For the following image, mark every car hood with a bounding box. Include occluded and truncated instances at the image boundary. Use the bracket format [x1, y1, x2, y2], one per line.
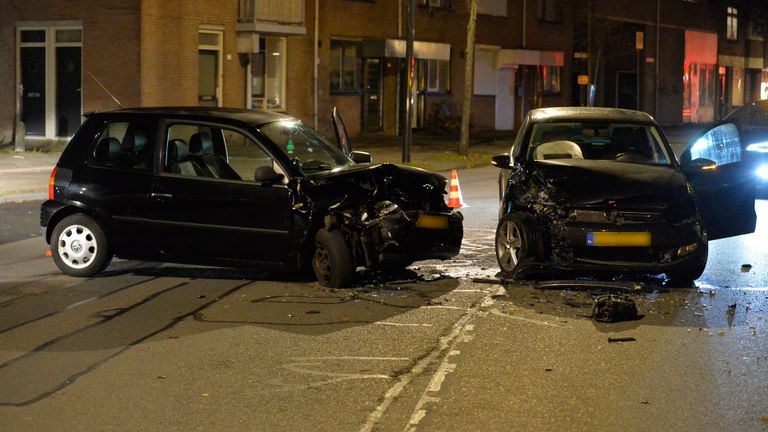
[535, 159, 688, 208]
[304, 163, 449, 211]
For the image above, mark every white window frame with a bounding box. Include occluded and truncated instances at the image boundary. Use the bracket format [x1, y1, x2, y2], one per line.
[727, 7, 738, 41]
[16, 23, 83, 139]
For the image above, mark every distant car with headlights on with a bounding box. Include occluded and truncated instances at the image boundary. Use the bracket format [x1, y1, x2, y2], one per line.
[491, 107, 756, 284]
[40, 107, 463, 288]
[723, 99, 768, 190]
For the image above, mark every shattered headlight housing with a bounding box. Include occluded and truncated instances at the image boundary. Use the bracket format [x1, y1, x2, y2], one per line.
[374, 200, 400, 217]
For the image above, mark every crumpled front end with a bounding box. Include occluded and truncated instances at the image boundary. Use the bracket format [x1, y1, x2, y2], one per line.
[310, 163, 463, 269]
[505, 161, 706, 278]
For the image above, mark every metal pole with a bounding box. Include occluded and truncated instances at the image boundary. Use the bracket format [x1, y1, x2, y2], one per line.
[313, 0, 319, 128]
[403, 0, 415, 163]
[655, 0, 660, 117]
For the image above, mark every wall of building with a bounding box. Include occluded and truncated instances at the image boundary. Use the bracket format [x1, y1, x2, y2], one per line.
[140, 0, 243, 108]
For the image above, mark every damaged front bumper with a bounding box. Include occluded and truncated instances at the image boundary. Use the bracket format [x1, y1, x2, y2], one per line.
[351, 209, 463, 268]
[543, 218, 706, 276]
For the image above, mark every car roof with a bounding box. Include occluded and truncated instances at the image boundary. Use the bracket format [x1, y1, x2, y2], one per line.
[527, 107, 658, 125]
[86, 107, 295, 126]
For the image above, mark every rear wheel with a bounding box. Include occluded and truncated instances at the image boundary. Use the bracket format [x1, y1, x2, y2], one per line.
[666, 241, 708, 286]
[51, 214, 112, 277]
[495, 212, 543, 277]
[312, 229, 354, 288]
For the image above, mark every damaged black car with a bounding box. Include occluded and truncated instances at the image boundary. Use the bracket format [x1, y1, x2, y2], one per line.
[491, 107, 756, 284]
[41, 107, 462, 287]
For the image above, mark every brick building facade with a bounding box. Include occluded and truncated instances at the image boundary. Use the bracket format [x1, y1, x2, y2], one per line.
[0, 0, 766, 146]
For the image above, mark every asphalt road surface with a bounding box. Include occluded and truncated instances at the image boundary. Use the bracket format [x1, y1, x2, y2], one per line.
[1, 166, 767, 431]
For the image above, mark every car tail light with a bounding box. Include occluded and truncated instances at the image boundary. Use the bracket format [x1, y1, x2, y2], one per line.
[48, 167, 58, 200]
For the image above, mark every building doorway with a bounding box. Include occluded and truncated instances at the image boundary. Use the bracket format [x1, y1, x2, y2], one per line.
[198, 30, 222, 107]
[20, 46, 46, 136]
[616, 71, 638, 109]
[362, 59, 383, 132]
[17, 27, 82, 138]
[495, 67, 516, 130]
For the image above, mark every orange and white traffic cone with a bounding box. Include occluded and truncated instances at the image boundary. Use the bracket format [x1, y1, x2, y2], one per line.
[447, 169, 466, 209]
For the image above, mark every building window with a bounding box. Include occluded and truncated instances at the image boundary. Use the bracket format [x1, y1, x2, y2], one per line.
[251, 36, 286, 110]
[538, 0, 561, 22]
[330, 40, 360, 94]
[418, 0, 451, 8]
[683, 62, 716, 123]
[426, 59, 450, 94]
[540, 65, 561, 95]
[727, 7, 738, 41]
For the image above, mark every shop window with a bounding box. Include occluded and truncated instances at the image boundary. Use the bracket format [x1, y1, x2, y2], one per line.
[330, 40, 360, 94]
[252, 36, 286, 110]
[540, 65, 561, 95]
[538, 0, 560, 22]
[683, 62, 716, 123]
[727, 7, 738, 41]
[426, 59, 450, 94]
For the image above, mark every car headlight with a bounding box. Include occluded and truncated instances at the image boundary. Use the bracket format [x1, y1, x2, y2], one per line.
[757, 164, 768, 180]
[745, 142, 768, 153]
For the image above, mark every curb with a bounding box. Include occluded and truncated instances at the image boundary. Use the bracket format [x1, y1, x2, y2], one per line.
[0, 193, 47, 205]
[0, 165, 55, 174]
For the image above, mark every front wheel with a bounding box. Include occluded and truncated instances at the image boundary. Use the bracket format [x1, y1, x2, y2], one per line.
[50, 214, 112, 277]
[312, 229, 354, 288]
[495, 212, 543, 277]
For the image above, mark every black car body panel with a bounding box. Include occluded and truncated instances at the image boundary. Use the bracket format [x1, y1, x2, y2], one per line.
[41, 108, 462, 282]
[494, 107, 756, 280]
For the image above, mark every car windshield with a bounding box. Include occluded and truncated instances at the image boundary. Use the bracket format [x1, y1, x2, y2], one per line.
[258, 120, 354, 175]
[527, 122, 673, 165]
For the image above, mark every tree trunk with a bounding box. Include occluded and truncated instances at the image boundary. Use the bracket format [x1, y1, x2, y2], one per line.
[459, 0, 477, 156]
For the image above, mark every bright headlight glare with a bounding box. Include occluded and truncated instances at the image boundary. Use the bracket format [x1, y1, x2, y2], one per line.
[745, 142, 768, 153]
[757, 164, 768, 179]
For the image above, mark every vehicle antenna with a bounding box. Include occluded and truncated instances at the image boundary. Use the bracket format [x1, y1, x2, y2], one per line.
[88, 72, 124, 108]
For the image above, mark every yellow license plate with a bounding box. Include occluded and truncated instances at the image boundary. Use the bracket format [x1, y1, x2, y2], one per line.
[415, 214, 449, 229]
[586, 231, 651, 247]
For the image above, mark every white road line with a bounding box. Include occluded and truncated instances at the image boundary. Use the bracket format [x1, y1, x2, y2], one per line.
[290, 356, 410, 361]
[490, 309, 565, 327]
[359, 294, 483, 432]
[374, 322, 433, 327]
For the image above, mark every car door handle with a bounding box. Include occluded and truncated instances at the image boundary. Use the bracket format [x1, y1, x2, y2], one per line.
[150, 192, 173, 199]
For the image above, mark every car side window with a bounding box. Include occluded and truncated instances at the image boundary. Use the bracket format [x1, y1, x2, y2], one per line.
[163, 123, 285, 183]
[224, 129, 287, 182]
[688, 123, 743, 166]
[90, 120, 155, 171]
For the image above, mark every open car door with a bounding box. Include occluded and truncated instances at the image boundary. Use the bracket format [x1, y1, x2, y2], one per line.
[332, 107, 352, 156]
[680, 123, 756, 240]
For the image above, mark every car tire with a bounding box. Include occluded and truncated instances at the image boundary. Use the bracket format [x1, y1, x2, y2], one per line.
[51, 214, 112, 277]
[312, 228, 354, 288]
[495, 212, 544, 277]
[666, 241, 708, 286]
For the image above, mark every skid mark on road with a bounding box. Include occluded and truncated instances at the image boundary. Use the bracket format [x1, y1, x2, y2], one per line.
[0, 279, 252, 407]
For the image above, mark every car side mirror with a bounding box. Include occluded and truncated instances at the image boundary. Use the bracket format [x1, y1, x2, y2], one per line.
[684, 157, 717, 171]
[254, 166, 284, 184]
[350, 151, 372, 164]
[491, 154, 513, 169]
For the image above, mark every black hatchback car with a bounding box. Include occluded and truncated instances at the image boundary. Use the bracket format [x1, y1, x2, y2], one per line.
[491, 107, 757, 284]
[41, 108, 462, 287]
